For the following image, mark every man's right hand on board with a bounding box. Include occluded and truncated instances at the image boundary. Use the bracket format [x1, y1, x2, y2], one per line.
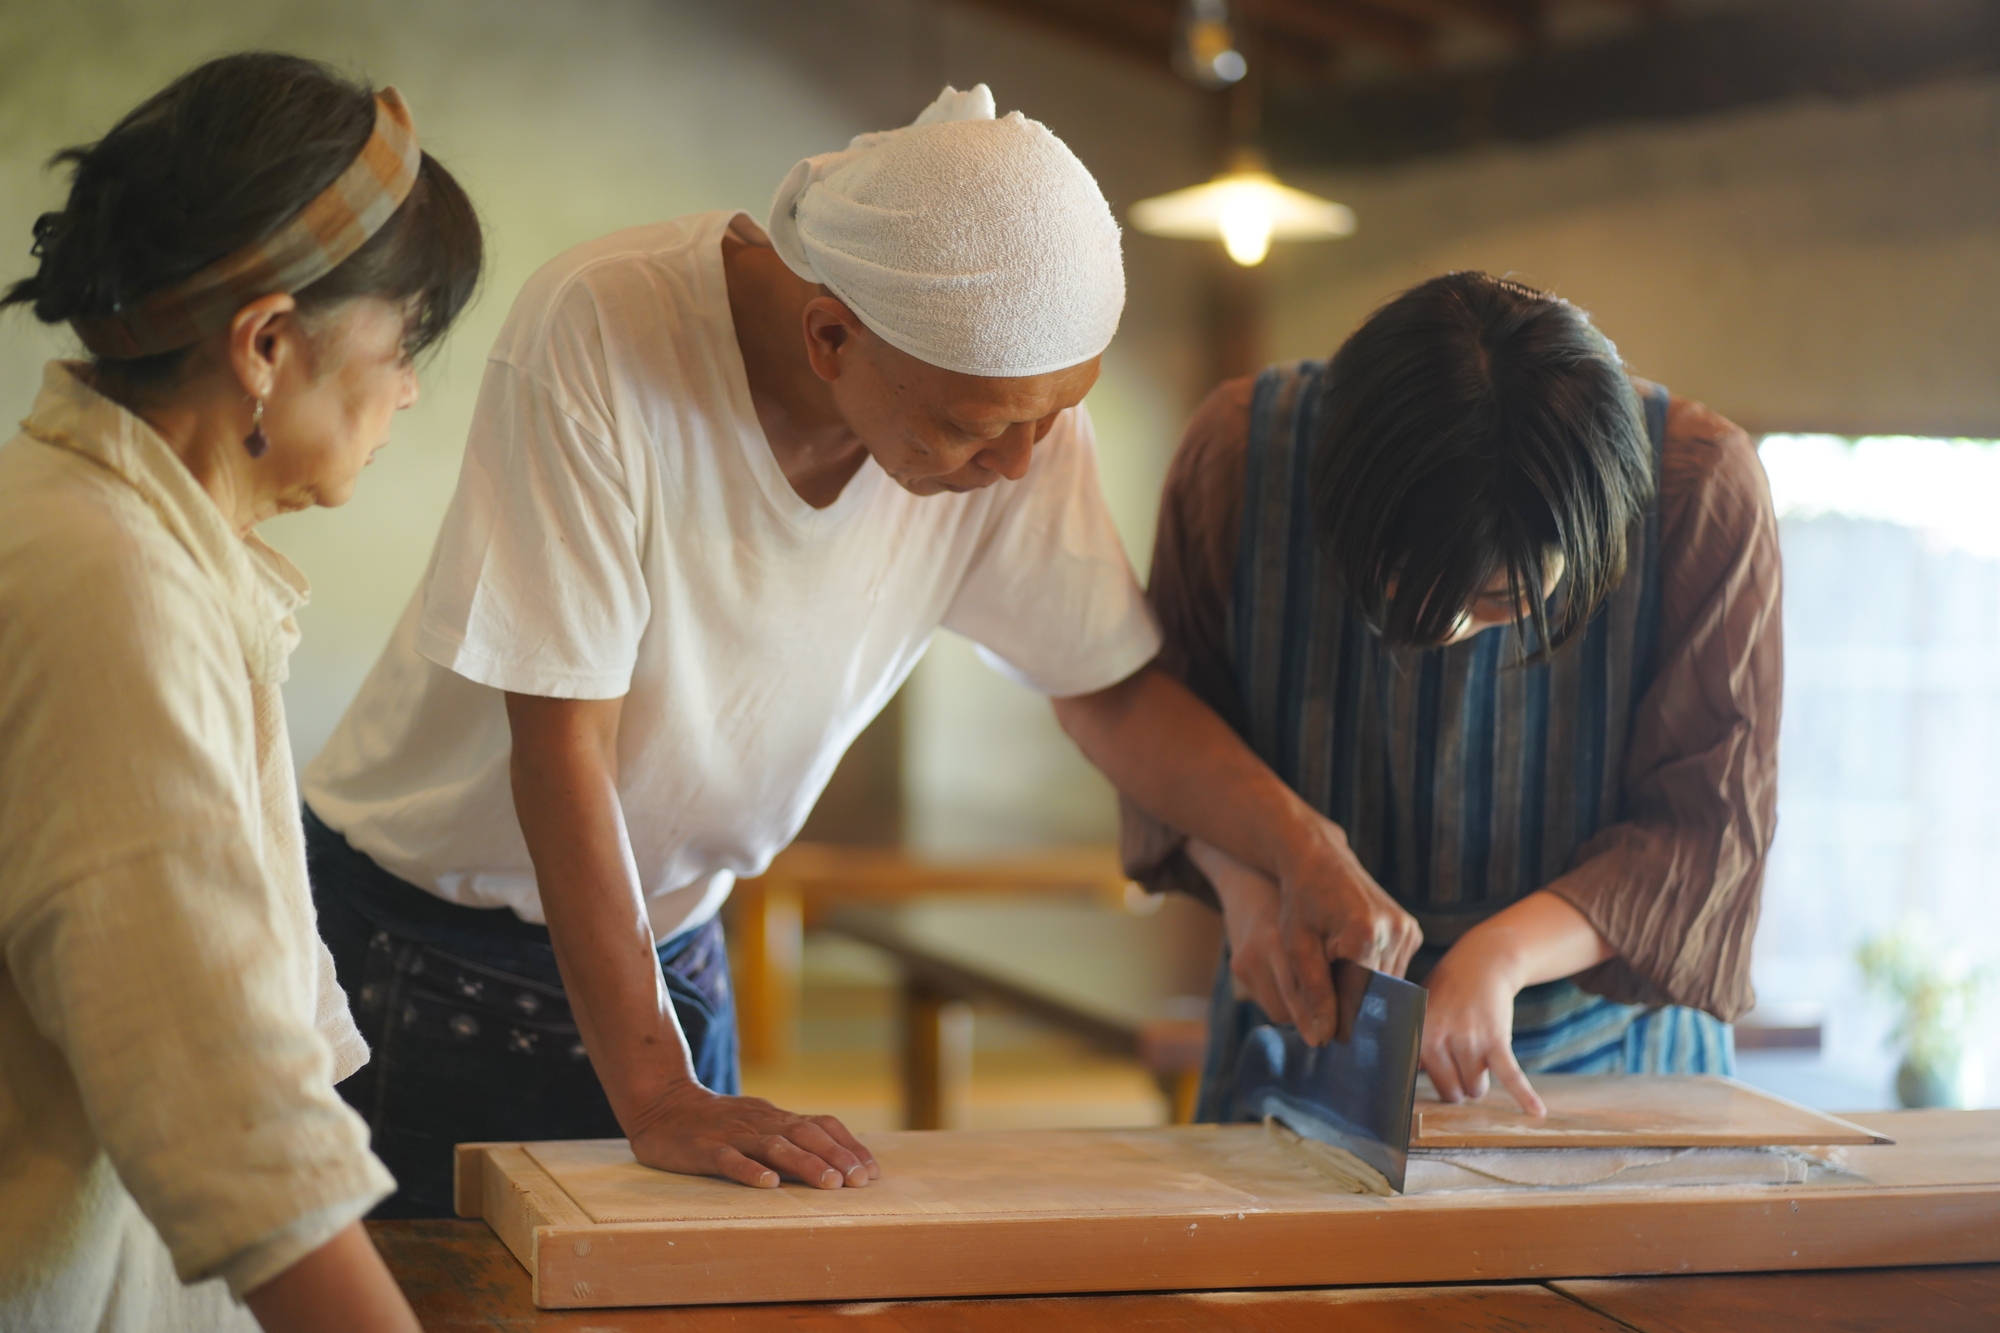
[626, 1084, 879, 1190]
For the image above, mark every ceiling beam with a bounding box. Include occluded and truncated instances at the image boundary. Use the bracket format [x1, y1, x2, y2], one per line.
[948, 0, 1179, 72]
[1264, 0, 2000, 169]
[1358, 0, 1540, 41]
[1248, 0, 1433, 65]
[955, 0, 1429, 79]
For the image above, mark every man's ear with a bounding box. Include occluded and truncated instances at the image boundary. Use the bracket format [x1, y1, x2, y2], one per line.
[224, 292, 302, 401]
[801, 296, 866, 384]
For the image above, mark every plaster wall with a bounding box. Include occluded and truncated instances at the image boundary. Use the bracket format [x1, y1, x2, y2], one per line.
[1264, 75, 2000, 439]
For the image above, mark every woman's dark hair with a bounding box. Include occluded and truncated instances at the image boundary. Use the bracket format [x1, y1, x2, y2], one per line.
[1307, 271, 1654, 657]
[3, 51, 482, 389]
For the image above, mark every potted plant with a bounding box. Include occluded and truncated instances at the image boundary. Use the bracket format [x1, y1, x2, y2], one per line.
[1857, 926, 1992, 1109]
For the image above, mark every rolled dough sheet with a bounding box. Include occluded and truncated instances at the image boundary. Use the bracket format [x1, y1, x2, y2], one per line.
[1264, 1118, 1865, 1195]
[1407, 1145, 1862, 1192]
[1263, 1119, 1395, 1195]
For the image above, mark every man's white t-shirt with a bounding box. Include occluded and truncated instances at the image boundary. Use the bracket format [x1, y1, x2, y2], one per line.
[303, 211, 1161, 942]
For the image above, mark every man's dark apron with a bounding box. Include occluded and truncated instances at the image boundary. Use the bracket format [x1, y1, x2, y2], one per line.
[1199, 360, 1731, 1122]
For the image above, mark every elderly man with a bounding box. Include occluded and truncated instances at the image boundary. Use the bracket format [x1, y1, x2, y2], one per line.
[302, 87, 1414, 1215]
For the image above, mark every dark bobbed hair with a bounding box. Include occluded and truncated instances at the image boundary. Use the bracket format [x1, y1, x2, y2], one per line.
[3, 51, 483, 389]
[1307, 272, 1654, 656]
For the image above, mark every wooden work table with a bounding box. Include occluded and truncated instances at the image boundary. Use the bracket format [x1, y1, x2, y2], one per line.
[371, 1220, 2000, 1330]
[449, 1110, 1998, 1310]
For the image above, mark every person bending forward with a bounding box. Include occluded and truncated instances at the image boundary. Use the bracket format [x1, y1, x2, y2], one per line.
[1124, 273, 1782, 1118]
[304, 85, 1408, 1213]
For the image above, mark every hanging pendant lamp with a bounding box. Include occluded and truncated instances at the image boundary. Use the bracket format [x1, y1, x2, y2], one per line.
[1131, 148, 1357, 267]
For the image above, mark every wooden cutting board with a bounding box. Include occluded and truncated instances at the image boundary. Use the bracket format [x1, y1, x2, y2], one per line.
[457, 1109, 2000, 1309]
[1412, 1075, 1890, 1149]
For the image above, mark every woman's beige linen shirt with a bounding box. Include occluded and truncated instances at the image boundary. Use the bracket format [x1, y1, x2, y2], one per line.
[0, 364, 393, 1329]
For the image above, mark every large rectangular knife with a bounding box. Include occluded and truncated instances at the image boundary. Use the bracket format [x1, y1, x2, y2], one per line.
[1232, 959, 1427, 1192]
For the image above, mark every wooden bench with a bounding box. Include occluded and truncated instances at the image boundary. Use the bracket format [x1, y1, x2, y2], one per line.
[727, 843, 1140, 1067]
[822, 895, 1219, 1127]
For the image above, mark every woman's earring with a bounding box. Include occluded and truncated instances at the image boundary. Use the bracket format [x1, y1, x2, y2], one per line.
[245, 397, 269, 459]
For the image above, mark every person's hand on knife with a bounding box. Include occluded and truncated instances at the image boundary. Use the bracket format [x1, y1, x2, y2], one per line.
[1196, 832, 1543, 1118]
[1188, 830, 1420, 1046]
[1048, 668, 1414, 1043]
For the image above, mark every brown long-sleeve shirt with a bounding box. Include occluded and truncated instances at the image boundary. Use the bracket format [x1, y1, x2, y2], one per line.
[1122, 376, 1783, 1021]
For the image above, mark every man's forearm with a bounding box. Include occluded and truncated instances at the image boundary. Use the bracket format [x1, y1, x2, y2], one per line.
[506, 693, 695, 1127]
[1054, 667, 1322, 881]
[532, 815, 697, 1123]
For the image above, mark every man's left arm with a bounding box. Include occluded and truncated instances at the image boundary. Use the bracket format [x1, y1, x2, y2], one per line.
[1054, 667, 1421, 1043]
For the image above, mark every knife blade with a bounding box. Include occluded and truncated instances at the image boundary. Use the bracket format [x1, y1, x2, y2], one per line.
[1232, 958, 1427, 1192]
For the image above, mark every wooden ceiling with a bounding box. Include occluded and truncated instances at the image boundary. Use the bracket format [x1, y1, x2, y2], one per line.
[954, 0, 2000, 168]
[951, 0, 1657, 80]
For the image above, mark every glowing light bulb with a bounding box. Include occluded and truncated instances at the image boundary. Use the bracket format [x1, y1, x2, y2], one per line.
[1218, 185, 1274, 266]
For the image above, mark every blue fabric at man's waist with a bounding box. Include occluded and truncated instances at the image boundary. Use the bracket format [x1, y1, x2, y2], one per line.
[301, 803, 710, 974]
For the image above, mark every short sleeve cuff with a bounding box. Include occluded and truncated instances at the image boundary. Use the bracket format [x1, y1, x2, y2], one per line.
[416, 620, 634, 700]
[974, 611, 1163, 699]
[215, 1188, 388, 1300]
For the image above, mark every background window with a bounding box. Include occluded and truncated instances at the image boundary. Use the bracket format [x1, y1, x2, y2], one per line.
[1746, 435, 2000, 1109]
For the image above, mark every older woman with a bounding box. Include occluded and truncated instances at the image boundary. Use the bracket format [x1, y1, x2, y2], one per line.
[0, 53, 479, 1332]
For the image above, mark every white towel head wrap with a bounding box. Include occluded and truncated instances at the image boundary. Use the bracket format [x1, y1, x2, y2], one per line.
[767, 84, 1124, 379]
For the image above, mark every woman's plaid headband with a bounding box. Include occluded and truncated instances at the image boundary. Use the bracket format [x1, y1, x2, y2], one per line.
[71, 88, 422, 361]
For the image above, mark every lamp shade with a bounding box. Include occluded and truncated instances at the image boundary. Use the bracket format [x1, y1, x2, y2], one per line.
[1130, 154, 1355, 266]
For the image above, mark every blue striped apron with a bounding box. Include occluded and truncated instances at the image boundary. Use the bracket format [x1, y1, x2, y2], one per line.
[1200, 361, 1731, 1123]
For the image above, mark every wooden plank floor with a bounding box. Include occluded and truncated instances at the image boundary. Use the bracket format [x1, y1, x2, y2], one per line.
[1555, 1265, 2000, 1332]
